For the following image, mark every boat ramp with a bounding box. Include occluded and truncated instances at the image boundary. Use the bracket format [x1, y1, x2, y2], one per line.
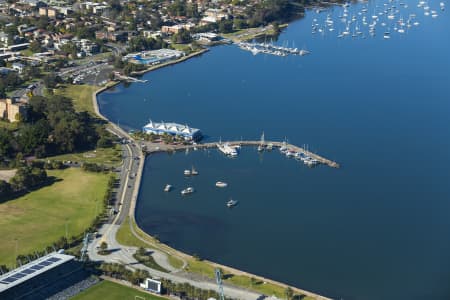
[142, 140, 340, 169]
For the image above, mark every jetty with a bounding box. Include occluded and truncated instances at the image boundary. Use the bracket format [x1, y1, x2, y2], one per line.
[237, 41, 311, 57]
[113, 72, 148, 83]
[142, 140, 340, 168]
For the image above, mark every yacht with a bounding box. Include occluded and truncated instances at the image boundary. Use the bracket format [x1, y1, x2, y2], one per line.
[217, 142, 239, 157]
[227, 199, 238, 208]
[164, 184, 172, 192]
[216, 181, 228, 188]
[181, 187, 194, 195]
[285, 150, 296, 158]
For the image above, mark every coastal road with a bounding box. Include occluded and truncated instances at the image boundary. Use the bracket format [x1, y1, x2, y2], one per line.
[88, 126, 267, 299]
[88, 226, 264, 300]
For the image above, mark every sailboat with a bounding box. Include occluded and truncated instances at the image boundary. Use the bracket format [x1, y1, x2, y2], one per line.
[257, 132, 265, 152]
[191, 166, 198, 175]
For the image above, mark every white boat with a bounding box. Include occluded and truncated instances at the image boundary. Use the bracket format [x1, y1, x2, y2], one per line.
[164, 184, 172, 192]
[285, 150, 296, 158]
[184, 169, 191, 176]
[181, 187, 194, 195]
[227, 199, 238, 208]
[217, 142, 239, 157]
[299, 49, 310, 56]
[191, 166, 199, 175]
[266, 143, 273, 150]
[216, 181, 228, 188]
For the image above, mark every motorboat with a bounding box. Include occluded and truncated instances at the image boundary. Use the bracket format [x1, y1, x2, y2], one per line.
[164, 184, 172, 192]
[184, 169, 191, 176]
[227, 199, 238, 208]
[181, 187, 194, 195]
[216, 181, 228, 188]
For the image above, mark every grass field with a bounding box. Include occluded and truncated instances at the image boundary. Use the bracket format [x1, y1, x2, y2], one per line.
[72, 280, 168, 300]
[45, 144, 123, 166]
[55, 84, 99, 115]
[0, 168, 109, 267]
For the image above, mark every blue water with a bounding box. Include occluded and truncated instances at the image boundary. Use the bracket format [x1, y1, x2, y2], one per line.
[98, 1, 450, 299]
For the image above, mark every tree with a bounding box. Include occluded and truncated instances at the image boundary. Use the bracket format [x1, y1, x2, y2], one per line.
[218, 20, 233, 33]
[29, 40, 43, 53]
[171, 28, 192, 44]
[0, 180, 12, 199]
[285, 286, 294, 300]
[99, 241, 108, 253]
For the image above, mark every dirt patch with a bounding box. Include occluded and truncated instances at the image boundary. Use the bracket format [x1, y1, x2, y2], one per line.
[0, 169, 16, 182]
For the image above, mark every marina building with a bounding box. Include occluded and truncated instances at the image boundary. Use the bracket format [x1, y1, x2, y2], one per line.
[142, 120, 202, 141]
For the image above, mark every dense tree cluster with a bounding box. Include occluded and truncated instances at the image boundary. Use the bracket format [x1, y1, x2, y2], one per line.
[0, 94, 109, 163]
[0, 166, 48, 200]
[127, 36, 168, 52]
[0, 71, 23, 98]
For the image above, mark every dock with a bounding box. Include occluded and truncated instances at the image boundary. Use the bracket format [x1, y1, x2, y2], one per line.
[142, 140, 340, 168]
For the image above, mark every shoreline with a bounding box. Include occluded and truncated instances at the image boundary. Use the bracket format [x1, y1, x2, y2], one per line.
[92, 47, 331, 300]
[131, 48, 209, 76]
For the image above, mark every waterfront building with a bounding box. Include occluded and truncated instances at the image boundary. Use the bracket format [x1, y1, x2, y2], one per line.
[123, 49, 184, 65]
[142, 120, 202, 141]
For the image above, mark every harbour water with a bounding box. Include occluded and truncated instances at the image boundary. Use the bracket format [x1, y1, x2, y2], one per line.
[98, 1, 450, 299]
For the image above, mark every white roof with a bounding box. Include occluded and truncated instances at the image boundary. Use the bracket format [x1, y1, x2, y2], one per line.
[0, 252, 74, 293]
[143, 120, 200, 135]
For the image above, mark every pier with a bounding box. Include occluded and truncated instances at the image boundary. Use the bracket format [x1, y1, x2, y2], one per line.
[113, 72, 148, 83]
[142, 140, 340, 168]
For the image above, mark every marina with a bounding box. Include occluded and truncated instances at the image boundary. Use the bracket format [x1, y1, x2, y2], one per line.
[143, 139, 339, 168]
[311, 0, 445, 40]
[237, 41, 310, 57]
[99, 0, 450, 298]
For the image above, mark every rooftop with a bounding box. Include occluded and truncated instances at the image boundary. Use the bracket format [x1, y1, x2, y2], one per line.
[0, 252, 74, 293]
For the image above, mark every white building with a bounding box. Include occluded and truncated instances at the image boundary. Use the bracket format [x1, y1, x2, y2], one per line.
[142, 120, 202, 141]
[140, 278, 161, 294]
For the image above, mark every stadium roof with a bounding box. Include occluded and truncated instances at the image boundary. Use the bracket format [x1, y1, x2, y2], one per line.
[0, 252, 74, 293]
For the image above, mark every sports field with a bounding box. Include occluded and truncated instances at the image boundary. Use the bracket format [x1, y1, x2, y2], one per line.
[72, 280, 167, 300]
[0, 168, 109, 267]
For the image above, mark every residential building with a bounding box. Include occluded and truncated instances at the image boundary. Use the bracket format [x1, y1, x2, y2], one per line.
[0, 98, 27, 122]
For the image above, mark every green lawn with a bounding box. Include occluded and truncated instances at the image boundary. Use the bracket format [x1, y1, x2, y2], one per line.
[116, 217, 184, 269]
[55, 84, 99, 115]
[44, 144, 123, 167]
[71, 280, 168, 300]
[0, 168, 109, 267]
[0, 120, 18, 130]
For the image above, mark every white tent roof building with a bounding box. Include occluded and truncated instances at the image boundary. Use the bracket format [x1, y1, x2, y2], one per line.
[142, 120, 202, 141]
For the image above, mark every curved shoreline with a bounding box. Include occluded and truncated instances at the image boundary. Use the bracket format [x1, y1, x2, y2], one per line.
[92, 52, 331, 300]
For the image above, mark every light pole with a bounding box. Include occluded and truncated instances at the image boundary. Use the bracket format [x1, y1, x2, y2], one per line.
[14, 239, 18, 268]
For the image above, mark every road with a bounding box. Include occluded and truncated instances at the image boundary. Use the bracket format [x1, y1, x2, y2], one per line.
[87, 124, 267, 299]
